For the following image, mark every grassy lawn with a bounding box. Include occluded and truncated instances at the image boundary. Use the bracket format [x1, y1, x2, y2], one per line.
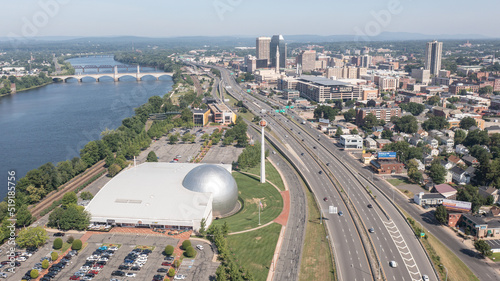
[238, 110, 257, 122]
[402, 209, 479, 281]
[299, 186, 336, 281]
[135, 245, 155, 251]
[243, 160, 286, 191]
[212, 172, 283, 232]
[399, 189, 414, 199]
[227, 222, 282, 281]
[489, 252, 500, 262]
[386, 178, 410, 186]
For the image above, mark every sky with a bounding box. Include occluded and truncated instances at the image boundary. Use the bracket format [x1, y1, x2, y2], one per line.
[2, 0, 499, 38]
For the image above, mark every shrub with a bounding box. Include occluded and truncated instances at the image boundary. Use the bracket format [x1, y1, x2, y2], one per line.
[51, 252, 59, 261]
[42, 260, 49, 269]
[174, 259, 180, 268]
[167, 268, 176, 277]
[53, 238, 63, 250]
[164, 245, 174, 256]
[72, 239, 82, 250]
[30, 269, 39, 278]
[185, 246, 196, 258]
[67, 236, 74, 244]
[181, 240, 191, 250]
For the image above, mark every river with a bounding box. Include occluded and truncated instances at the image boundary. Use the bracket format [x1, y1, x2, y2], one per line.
[0, 56, 173, 200]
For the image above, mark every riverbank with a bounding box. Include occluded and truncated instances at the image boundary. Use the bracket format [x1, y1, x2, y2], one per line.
[0, 81, 54, 98]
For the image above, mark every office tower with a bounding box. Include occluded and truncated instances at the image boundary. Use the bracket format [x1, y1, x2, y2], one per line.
[270, 35, 287, 69]
[360, 55, 372, 68]
[297, 50, 316, 72]
[424, 41, 443, 75]
[256, 37, 271, 64]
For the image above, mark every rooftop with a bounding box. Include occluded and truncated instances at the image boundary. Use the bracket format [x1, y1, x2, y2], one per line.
[298, 75, 350, 87]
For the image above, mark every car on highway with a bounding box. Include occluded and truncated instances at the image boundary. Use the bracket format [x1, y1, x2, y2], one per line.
[313, 146, 316, 149]
[389, 261, 398, 268]
[319, 171, 322, 174]
[367, 204, 373, 208]
[338, 211, 343, 216]
[422, 275, 429, 281]
[368, 228, 375, 233]
[323, 197, 328, 201]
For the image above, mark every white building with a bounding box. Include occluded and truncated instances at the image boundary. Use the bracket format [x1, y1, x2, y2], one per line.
[339, 135, 363, 149]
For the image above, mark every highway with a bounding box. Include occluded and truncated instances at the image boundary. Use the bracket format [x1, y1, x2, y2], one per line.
[211, 64, 442, 281]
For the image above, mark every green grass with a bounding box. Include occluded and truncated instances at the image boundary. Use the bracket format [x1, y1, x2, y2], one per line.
[299, 184, 336, 281]
[212, 172, 283, 232]
[243, 160, 286, 191]
[387, 178, 411, 186]
[55, 242, 72, 256]
[238, 110, 257, 122]
[489, 252, 500, 262]
[135, 245, 155, 251]
[227, 223, 282, 281]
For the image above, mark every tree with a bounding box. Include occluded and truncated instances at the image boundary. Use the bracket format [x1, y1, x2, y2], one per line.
[30, 269, 39, 279]
[108, 164, 122, 177]
[474, 240, 492, 256]
[422, 116, 449, 131]
[67, 236, 74, 244]
[168, 268, 176, 277]
[146, 151, 158, 162]
[164, 245, 174, 256]
[362, 113, 378, 130]
[343, 109, 356, 123]
[367, 99, 377, 107]
[16, 204, 33, 227]
[427, 95, 441, 106]
[79, 191, 93, 201]
[174, 259, 180, 268]
[72, 239, 82, 250]
[351, 128, 359, 135]
[51, 252, 59, 261]
[393, 115, 418, 134]
[185, 246, 196, 257]
[399, 102, 425, 116]
[381, 130, 393, 139]
[435, 205, 448, 225]
[201, 133, 209, 141]
[460, 117, 477, 130]
[222, 221, 229, 237]
[169, 133, 179, 144]
[53, 238, 63, 250]
[42, 260, 49, 269]
[182, 240, 192, 250]
[478, 86, 493, 95]
[335, 127, 343, 137]
[16, 226, 48, 249]
[62, 192, 77, 208]
[199, 218, 206, 236]
[48, 205, 90, 231]
[463, 129, 490, 147]
[429, 159, 446, 184]
[454, 129, 467, 145]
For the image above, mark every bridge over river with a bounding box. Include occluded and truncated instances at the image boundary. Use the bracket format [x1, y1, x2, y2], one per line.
[50, 65, 174, 82]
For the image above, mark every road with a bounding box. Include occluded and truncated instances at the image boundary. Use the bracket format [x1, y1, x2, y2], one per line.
[209, 64, 443, 281]
[215, 66, 374, 281]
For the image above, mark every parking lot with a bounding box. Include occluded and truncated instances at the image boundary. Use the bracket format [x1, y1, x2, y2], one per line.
[60, 233, 179, 281]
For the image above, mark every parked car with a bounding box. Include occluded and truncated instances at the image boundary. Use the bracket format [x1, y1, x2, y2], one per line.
[196, 245, 204, 250]
[157, 268, 168, 273]
[125, 273, 136, 277]
[174, 275, 187, 280]
[53, 232, 65, 237]
[111, 270, 125, 276]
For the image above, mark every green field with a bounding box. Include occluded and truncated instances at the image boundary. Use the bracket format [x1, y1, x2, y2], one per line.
[489, 252, 500, 262]
[299, 185, 336, 281]
[227, 222, 282, 281]
[387, 178, 411, 186]
[243, 160, 285, 191]
[212, 172, 283, 232]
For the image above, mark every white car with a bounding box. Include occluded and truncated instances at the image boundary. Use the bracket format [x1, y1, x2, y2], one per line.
[125, 273, 136, 277]
[422, 275, 429, 281]
[389, 261, 398, 268]
[174, 275, 186, 280]
[16, 256, 27, 262]
[196, 245, 204, 250]
[0, 272, 7, 278]
[109, 247, 119, 251]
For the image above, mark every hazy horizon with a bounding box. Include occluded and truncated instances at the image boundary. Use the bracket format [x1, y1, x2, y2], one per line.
[2, 0, 499, 39]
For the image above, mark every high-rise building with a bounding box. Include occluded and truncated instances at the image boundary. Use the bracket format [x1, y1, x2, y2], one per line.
[424, 41, 443, 75]
[360, 55, 372, 68]
[270, 35, 287, 69]
[297, 50, 316, 72]
[256, 37, 271, 64]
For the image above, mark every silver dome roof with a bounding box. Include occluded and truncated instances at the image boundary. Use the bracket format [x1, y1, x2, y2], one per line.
[182, 164, 238, 216]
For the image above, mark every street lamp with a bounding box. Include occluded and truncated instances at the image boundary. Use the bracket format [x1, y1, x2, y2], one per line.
[440, 264, 448, 281]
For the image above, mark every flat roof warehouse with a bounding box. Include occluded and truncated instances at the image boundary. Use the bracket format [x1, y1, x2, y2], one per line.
[85, 163, 236, 231]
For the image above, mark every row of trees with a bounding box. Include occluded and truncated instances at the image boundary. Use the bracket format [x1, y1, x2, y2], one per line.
[2, 73, 53, 93]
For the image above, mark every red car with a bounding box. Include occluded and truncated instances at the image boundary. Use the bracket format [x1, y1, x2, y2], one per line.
[69, 276, 80, 280]
[89, 270, 99, 275]
[161, 262, 172, 266]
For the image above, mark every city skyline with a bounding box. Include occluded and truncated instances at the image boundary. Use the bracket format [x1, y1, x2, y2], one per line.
[2, 0, 500, 38]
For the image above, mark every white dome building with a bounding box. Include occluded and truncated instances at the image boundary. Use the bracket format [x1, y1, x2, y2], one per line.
[183, 164, 238, 217]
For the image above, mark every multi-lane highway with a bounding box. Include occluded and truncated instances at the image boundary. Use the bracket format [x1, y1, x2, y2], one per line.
[209, 64, 442, 281]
